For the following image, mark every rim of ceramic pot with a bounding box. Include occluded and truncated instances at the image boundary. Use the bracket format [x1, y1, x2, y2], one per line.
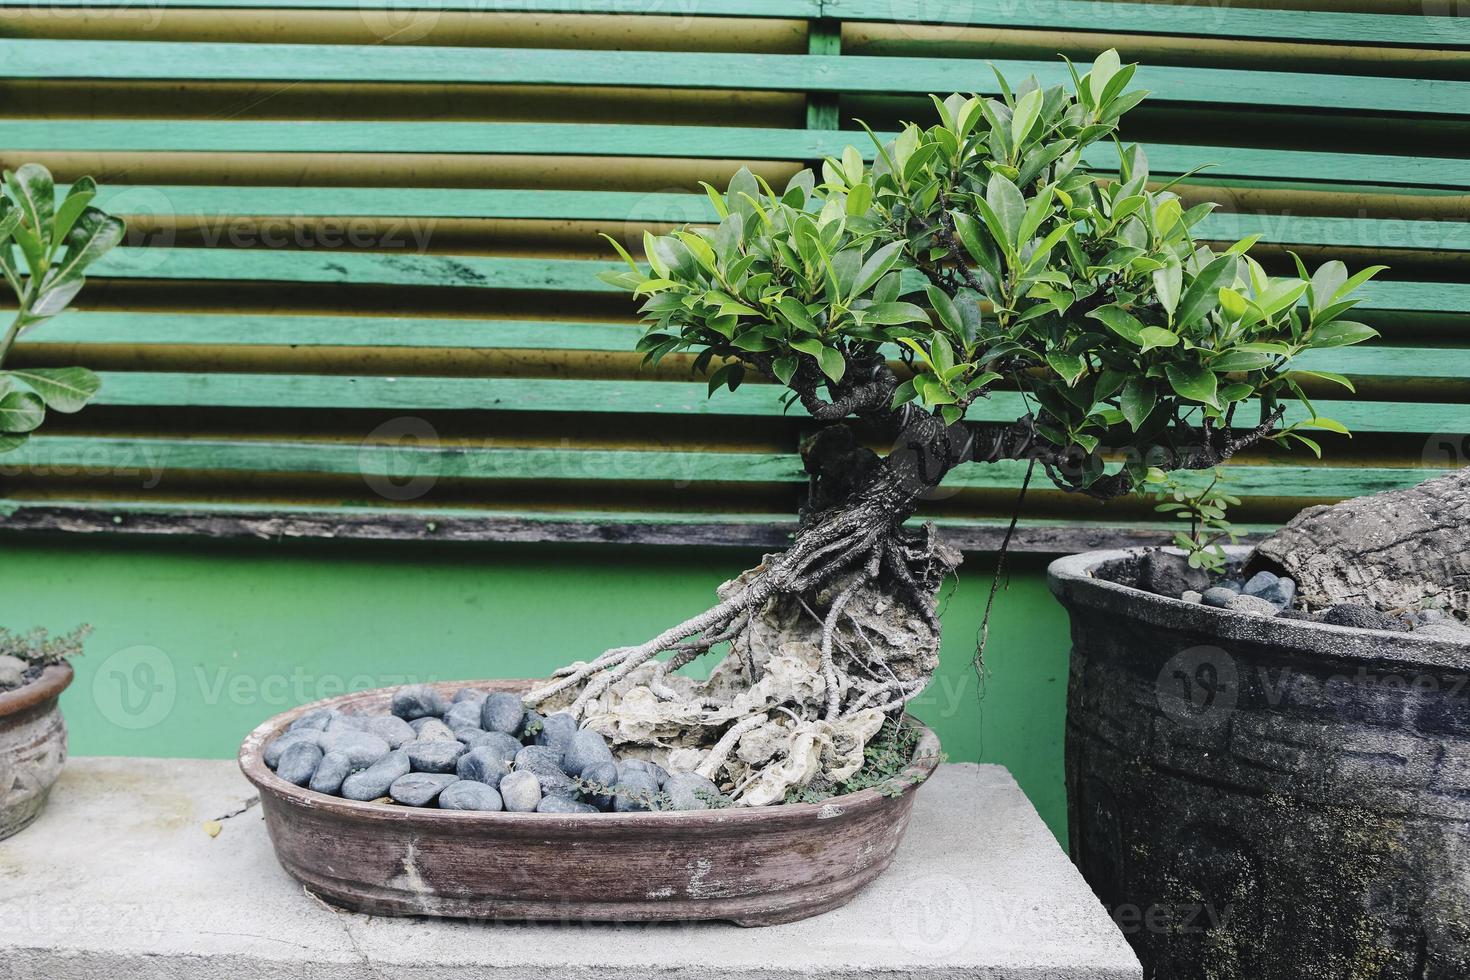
[0, 663, 74, 719]
[239, 678, 942, 832]
[1048, 546, 1469, 671]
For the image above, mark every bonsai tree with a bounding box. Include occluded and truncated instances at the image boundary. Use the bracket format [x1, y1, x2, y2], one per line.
[0, 164, 123, 450]
[521, 51, 1379, 803]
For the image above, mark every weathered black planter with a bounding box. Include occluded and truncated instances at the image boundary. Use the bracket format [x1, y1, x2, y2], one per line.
[1050, 547, 1469, 980]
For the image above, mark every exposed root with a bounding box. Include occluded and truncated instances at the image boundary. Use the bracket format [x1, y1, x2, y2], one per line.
[525, 504, 961, 805]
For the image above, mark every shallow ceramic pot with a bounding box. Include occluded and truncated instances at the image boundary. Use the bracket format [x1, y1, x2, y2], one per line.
[0, 663, 73, 841]
[1051, 547, 1470, 980]
[240, 678, 940, 926]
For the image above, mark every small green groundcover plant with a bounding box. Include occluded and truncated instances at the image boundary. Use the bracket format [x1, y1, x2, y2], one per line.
[0, 163, 125, 451]
[0, 625, 91, 691]
[522, 49, 1379, 804]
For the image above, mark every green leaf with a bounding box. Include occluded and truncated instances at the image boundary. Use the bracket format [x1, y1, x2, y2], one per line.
[986, 172, 1026, 247]
[1165, 364, 1219, 406]
[53, 177, 98, 246]
[1046, 351, 1087, 385]
[1176, 254, 1237, 327]
[852, 240, 904, 298]
[5, 367, 101, 413]
[925, 285, 962, 335]
[0, 432, 27, 454]
[818, 346, 846, 383]
[1153, 256, 1181, 321]
[1120, 379, 1155, 430]
[860, 302, 930, 326]
[5, 163, 55, 247]
[1289, 369, 1355, 393]
[1010, 89, 1044, 147]
[775, 296, 819, 334]
[771, 355, 798, 385]
[1300, 416, 1350, 435]
[1137, 327, 1178, 352]
[1308, 320, 1378, 348]
[1087, 305, 1145, 345]
[1088, 49, 1122, 106]
[0, 390, 45, 433]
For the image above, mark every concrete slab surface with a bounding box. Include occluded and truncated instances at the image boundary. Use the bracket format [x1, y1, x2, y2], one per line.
[0, 757, 1139, 979]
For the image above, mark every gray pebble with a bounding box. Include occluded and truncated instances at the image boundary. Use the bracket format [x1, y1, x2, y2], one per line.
[579, 761, 619, 810]
[289, 708, 335, 732]
[1180, 590, 1203, 605]
[361, 715, 416, 749]
[309, 751, 353, 795]
[620, 758, 669, 787]
[438, 780, 503, 811]
[323, 712, 366, 732]
[516, 745, 576, 796]
[1242, 571, 1279, 597]
[276, 742, 324, 786]
[481, 692, 525, 734]
[459, 730, 521, 761]
[391, 685, 447, 721]
[456, 746, 513, 787]
[1219, 578, 1246, 594]
[1322, 604, 1406, 632]
[341, 750, 410, 801]
[1255, 577, 1297, 610]
[443, 701, 483, 732]
[1229, 594, 1281, 618]
[664, 772, 721, 811]
[389, 772, 458, 807]
[265, 729, 322, 769]
[537, 795, 598, 814]
[406, 738, 467, 773]
[318, 730, 392, 767]
[561, 729, 615, 777]
[499, 770, 542, 812]
[534, 712, 579, 754]
[412, 718, 457, 742]
[452, 688, 488, 706]
[614, 770, 661, 812]
[1201, 587, 1237, 609]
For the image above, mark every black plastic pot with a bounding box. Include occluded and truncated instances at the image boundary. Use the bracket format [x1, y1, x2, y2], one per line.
[1050, 547, 1469, 980]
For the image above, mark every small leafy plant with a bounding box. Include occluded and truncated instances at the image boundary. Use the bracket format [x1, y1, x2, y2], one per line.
[0, 164, 125, 452]
[1148, 468, 1242, 574]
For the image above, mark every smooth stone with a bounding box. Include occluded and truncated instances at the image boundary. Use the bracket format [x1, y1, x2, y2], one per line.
[340, 750, 410, 801]
[1180, 590, 1203, 605]
[288, 708, 335, 732]
[389, 772, 458, 807]
[537, 795, 598, 814]
[1229, 594, 1281, 618]
[323, 712, 365, 732]
[451, 688, 488, 705]
[1322, 604, 1406, 632]
[308, 750, 353, 795]
[1218, 578, 1246, 594]
[518, 710, 546, 740]
[499, 770, 542, 812]
[620, 758, 669, 787]
[613, 770, 661, 812]
[1242, 571, 1280, 597]
[411, 718, 457, 743]
[456, 746, 512, 787]
[460, 730, 521, 762]
[0, 655, 26, 688]
[664, 772, 721, 811]
[481, 692, 525, 734]
[1201, 587, 1237, 609]
[391, 685, 447, 722]
[443, 701, 483, 732]
[1255, 578, 1297, 610]
[318, 730, 392, 767]
[561, 729, 614, 778]
[515, 745, 576, 796]
[361, 715, 416, 749]
[438, 780, 503, 811]
[264, 730, 322, 769]
[406, 738, 467, 773]
[275, 742, 324, 787]
[534, 712, 578, 754]
[579, 760, 619, 810]
[1139, 550, 1209, 598]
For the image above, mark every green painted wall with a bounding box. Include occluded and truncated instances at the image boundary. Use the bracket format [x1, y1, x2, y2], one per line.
[5, 535, 1073, 839]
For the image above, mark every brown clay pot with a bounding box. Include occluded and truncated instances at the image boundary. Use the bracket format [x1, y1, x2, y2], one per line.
[0, 663, 74, 841]
[240, 678, 940, 926]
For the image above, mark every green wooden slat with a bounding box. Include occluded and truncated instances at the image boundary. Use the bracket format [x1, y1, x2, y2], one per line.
[85, 185, 1470, 255]
[0, 0, 818, 12]
[3, 41, 1469, 117]
[9, 121, 1466, 189]
[77, 371, 1465, 434]
[6, 435, 1451, 500]
[829, 0, 1470, 47]
[83, 248, 1470, 316]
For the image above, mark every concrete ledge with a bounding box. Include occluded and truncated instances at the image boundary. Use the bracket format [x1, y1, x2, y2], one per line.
[1, 758, 1139, 980]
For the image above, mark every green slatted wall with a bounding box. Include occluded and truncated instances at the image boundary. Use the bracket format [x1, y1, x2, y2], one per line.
[1, 0, 1467, 550]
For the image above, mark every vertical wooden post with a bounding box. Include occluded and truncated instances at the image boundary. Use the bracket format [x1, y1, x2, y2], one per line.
[805, 17, 841, 132]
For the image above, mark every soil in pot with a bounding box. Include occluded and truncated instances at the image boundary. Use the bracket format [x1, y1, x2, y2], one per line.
[0, 663, 74, 841]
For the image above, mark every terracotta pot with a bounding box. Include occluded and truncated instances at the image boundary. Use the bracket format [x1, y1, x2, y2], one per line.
[0, 663, 74, 841]
[240, 678, 940, 926]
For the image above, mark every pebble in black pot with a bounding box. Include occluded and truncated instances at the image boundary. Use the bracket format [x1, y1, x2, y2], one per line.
[499, 770, 542, 812]
[613, 770, 661, 812]
[538, 795, 598, 814]
[579, 761, 619, 810]
[406, 738, 466, 774]
[319, 730, 391, 767]
[561, 729, 614, 778]
[456, 746, 512, 787]
[664, 773, 721, 811]
[362, 715, 415, 749]
[481, 692, 524, 734]
[264, 729, 321, 768]
[309, 750, 353, 795]
[341, 749, 410, 802]
[389, 772, 458, 807]
[276, 742, 323, 787]
[438, 780, 503, 811]
[391, 685, 447, 721]
[534, 712, 578, 755]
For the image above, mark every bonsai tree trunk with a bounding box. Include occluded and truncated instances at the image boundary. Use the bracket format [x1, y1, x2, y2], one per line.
[1251, 467, 1470, 618]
